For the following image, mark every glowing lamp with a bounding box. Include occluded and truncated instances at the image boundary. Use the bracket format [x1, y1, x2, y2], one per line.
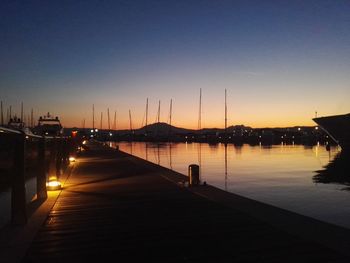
[69, 156, 76, 162]
[47, 175, 61, 191]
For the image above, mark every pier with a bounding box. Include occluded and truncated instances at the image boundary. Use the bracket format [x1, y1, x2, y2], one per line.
[1, 140, 350, 262]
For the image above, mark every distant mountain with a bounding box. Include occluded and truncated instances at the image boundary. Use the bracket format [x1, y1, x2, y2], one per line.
[135, 122, 195, 135]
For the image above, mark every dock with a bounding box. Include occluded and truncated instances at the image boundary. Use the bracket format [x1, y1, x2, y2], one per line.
[1, 141, 350, 262]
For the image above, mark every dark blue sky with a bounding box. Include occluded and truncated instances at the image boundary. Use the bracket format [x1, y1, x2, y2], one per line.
[1, 0, 349, 128]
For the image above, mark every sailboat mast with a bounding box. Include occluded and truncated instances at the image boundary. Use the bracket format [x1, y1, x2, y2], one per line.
[169, 99, 172, 126]
[107, 108, 110, 131]
[31, 108, 33, 128]
[225, 89, 227, 136]
[83, 118, 85, 129]
[92, 104, 95, 131]
[113, 111, 116, 131]
[100, 112, 103, 130]
[146, 98, 148, 127]
[168, 99, 173, 138]
[157, 100, 161, 123]
[9, 105, 12, 120]
[129, 110, 133, 132]
[198, 88, 202, 130]
[0, 101, 3, 126]
[21, 102, 23, 123]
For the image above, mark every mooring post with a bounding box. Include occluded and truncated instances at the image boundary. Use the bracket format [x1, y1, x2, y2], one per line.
[188, 164, 200, 186]
[37, 136, 47, 199]
[63, 138, 69, 165]
[48, 138, 57, 180]
[11, 131, 27, 225]
[56, 138, 63, 177]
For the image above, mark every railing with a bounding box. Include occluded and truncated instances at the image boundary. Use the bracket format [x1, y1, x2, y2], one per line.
[0, 126, 80, 225]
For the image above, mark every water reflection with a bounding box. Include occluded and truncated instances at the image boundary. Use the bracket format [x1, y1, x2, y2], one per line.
[314, 152, 350, 190]
[112, 141, 350, 229]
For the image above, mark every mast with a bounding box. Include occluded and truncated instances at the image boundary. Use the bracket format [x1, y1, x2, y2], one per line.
[107, 108, 110, 131]
[9, 105, 12, 120]
[198, 88, 202, 130]
[92, 104, 95, 131]
[168, 99, 172, 137]
[0, 101, 3, 126]
[20, 102, 23, 123]
[169, 99, 172, 126]
[83, 118, 85, 129]
[146, 98, 148, 126]
[100, 112, 103, 130]
[145, 98, 148, 135]
[225, 89, 227, 137]
[129, 110, 133, 133]
[113, 111, 116, 131]
[157, 100, 161, 123]
[30, 108, 33, 128]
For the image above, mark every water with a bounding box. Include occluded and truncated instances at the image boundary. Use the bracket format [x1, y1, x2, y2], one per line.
[110, 141, 350, 229]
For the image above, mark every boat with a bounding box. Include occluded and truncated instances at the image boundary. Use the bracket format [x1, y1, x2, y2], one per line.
[33, 112, 63, 136]
[313, 113, 350, 151]
[7, 116, 33, 135]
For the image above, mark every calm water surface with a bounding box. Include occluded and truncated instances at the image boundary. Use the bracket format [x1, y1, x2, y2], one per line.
[111, 142, 350, 229]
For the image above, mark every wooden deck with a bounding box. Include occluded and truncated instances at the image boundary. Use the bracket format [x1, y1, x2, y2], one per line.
[19, 141, 349, 262]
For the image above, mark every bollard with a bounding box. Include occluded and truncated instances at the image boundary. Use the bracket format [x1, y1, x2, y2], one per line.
[55, 138, 63, 176]
[37, 137, 47, 199]
[11, 132, 27, 225]
[63, 138, 69, 166]
[188, 164, 200, 186]
[48, 138, 57, 180]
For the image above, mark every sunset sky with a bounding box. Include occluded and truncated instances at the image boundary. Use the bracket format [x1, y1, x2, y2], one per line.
[1, 1, 349, 129]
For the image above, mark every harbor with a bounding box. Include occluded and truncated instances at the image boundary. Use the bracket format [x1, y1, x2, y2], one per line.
[1, 1, 350, 262]
[1, 140, 350, 262]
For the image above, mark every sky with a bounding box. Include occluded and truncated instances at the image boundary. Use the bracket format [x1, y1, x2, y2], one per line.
[0, 0, 349, 129]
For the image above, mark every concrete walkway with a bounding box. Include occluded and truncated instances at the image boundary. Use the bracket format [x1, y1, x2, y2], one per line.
[20, 141, 349, 262]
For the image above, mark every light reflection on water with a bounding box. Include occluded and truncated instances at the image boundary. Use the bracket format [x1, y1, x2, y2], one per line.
[111, 141, 350, 229]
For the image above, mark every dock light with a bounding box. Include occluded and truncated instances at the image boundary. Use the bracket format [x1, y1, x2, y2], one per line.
[0, 129, 4, 133]
[95, 129, 98, 132]
[90, 129, 94, 133]
[315, 127, 319, 130]
[82, 140, 87, 145]
[47, 176, 61, 191]
[69, 156, 76, 162]
[298, 127, 301, 131]
[109, 132, 113, 136]
[47, 180, 61, 191]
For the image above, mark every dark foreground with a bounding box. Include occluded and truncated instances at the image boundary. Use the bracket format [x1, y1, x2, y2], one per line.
[14, 142, 350, 262]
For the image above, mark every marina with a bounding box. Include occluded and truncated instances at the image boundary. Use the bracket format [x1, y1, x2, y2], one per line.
[1, 141, 350, 262]
[1, 1, 350, 261]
